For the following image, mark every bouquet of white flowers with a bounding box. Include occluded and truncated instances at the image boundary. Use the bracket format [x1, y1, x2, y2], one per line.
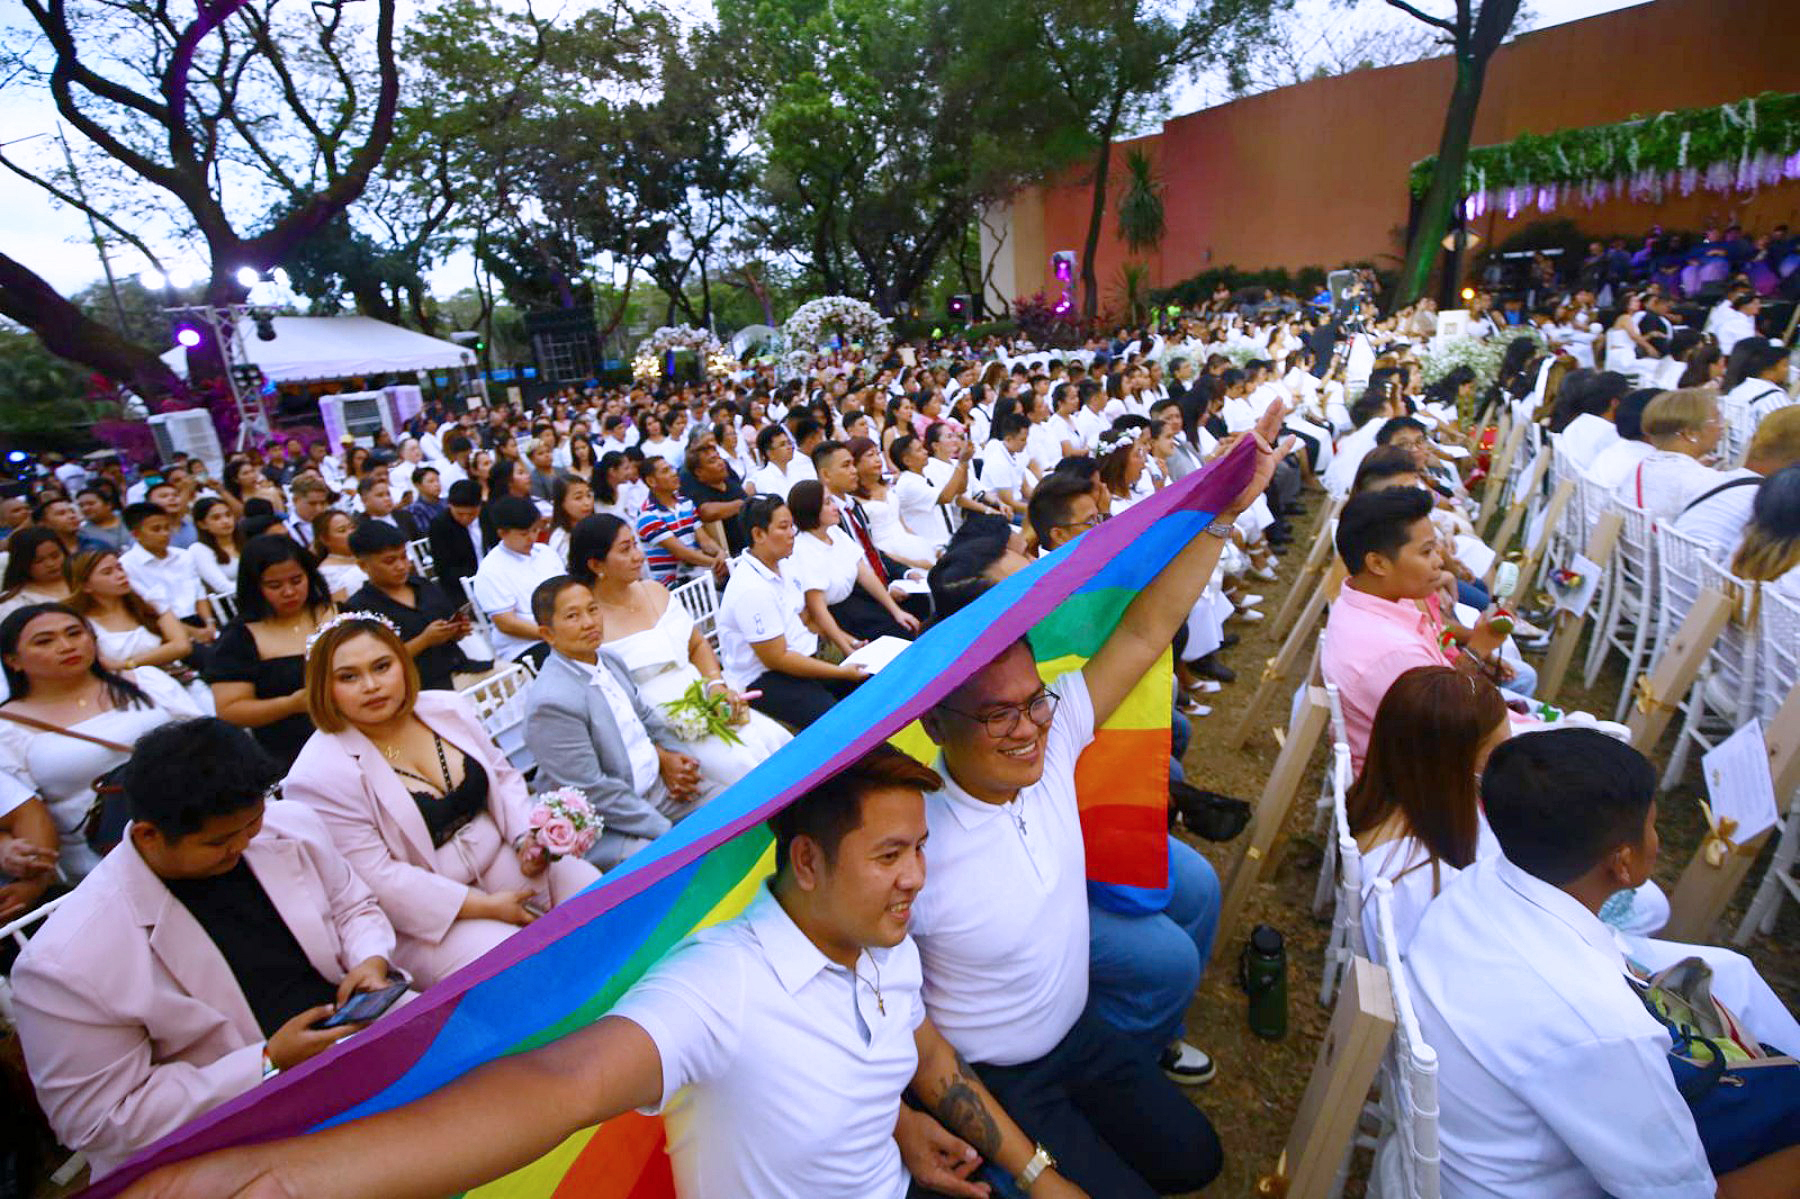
[661, 679, 743, 745]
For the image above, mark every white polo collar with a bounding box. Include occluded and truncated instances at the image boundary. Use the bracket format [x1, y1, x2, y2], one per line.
[1493, 854, 1623, 966]
[745, 885, 882, 996]
[741, 552, 783, 584]
[931, 751, 1015, 831]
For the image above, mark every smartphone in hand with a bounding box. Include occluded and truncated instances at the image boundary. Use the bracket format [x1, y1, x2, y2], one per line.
[314, 980, 408, 1030]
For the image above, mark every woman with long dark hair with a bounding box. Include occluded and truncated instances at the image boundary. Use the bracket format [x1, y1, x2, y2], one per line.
[187, 496, 242, 597]
[205, 536, 335, 768]
[0, 526, 73, 618]
[68, 550, 195, 677]
[0, 603, 200, 879]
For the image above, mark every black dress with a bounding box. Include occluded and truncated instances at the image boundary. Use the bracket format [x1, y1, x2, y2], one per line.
[204, 622, 314, 769]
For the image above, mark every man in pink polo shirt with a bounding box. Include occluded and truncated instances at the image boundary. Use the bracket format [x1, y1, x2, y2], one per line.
[1321, 487, 1517, 771]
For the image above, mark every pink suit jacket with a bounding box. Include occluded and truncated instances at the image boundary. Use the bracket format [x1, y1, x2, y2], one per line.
[281, 689, 539, 947]
[8, 801, 395, 1180]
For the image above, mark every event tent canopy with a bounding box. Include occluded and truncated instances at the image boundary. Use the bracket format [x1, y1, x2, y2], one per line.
[160, 315, 477, 383]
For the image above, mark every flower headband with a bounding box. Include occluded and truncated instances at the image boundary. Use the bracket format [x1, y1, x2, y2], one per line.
[1095, 429, 1138, 457]
[305, 610, 402, 657]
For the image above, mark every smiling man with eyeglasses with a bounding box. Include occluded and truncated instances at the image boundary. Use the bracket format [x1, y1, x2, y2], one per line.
[905, 403, 1290, 1198]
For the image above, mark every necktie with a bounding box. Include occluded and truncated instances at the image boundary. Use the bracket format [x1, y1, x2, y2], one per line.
[844, 500, 888, 584]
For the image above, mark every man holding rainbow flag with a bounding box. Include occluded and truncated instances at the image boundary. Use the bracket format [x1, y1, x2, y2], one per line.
[118, 408, 1287, 1199]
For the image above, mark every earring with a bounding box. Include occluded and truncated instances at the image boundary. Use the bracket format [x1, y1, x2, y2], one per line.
[594, 570, 605, 581]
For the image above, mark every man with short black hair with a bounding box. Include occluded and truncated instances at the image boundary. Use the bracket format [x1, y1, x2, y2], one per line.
[32, 494, 82, 554]
[1322, 487, 1517, 771]
[124, 747, 1088, 1199]
[10, 718, 401, 1180]
[680, 441, 750, 554]
[471, 495, 561, 666]
[344, 521, 478, 691]
[357, 476, 420, 540]
[1409, 729, 1800, 1198]
[76, 484, 131, 553]
[427, 479, 488, 607]
[406, 465, 447, 530]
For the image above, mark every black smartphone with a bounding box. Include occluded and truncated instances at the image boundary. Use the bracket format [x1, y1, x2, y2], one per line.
[315, 980, 408, 1030]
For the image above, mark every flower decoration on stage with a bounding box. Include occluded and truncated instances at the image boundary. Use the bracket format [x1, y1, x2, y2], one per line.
[632, 325, 734, 380]
[661, 679, 744, 746]
[527, 788, 602, 860]
[782, 296, 891, 364]
[1411, 90, 1800, 216]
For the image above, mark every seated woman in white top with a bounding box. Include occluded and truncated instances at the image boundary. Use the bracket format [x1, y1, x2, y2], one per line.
[889, 433, 972, 553]
[1613, 387, 1724, 521]
[568, 515, 789, 801]
[312, 510, 369, 603]
[1350, 665, 1673, 956]
[186, 497, 242, 598]
[68, 550, 199, 683]
[284, 614, 600, 987]
[0, 527, 74, 620]
[785, 481, 920, 653]
[0, 603, 202, 880]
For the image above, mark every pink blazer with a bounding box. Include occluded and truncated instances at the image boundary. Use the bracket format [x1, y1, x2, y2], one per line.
[9, 802, 395, 1180]
[282, 690, 537, 947]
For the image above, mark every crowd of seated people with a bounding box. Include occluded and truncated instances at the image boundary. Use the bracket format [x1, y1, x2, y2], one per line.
[0, 296, 1793, 1195]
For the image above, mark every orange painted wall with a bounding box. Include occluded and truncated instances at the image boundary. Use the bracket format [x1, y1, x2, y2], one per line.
[1016, 0, 1800, 303]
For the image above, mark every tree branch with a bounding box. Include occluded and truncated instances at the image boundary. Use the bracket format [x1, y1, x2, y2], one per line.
[1382, 0, 1458, 34]
[0, 150, 165, 267]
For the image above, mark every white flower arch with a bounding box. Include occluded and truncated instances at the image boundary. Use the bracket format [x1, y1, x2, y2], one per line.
[632, 325, 734, 380]
[782, 296, 890, 359]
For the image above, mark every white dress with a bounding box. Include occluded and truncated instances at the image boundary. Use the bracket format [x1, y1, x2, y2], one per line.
[186, 543, 239, 598]
[0, 667, 201, 880]
[91, 621, 217, 712]
[604, 599, 790, 798]
[865, 490, 939, 564]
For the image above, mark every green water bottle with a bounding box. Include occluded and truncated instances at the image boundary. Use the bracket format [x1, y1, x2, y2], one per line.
[1239, 924, 1288, 1040]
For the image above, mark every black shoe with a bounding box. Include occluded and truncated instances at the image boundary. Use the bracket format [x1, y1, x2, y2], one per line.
[1192, 652, 1236, 683]
[1220, 632, 1241, 648]
[1282, 502, 1305, 516]
[1267, 528, 1293, 546]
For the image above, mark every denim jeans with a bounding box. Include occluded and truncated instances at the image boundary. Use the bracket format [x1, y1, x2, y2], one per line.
[1087, 836, 1222, 1056]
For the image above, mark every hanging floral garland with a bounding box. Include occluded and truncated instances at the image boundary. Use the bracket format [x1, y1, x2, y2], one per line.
[781, 296, 891, 365]
[1410, 91, 1800, 218]
[632, 325, 734, 381]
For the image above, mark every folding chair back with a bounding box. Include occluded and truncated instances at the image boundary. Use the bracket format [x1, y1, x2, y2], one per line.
[1369, 878, 1442, 1199]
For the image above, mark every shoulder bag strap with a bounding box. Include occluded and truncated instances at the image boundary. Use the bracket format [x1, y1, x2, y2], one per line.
[1678, 476, 1762, 517]
[0, 707, 133, 754]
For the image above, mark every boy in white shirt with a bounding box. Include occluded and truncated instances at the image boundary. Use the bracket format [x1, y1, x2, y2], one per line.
[1408, 729, 1799, 1199]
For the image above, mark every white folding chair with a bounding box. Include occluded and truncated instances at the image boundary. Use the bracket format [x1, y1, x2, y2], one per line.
[202, 590, 238, 626]
[407, 537, 436, 580]
[1318, 742, 1363, 1010]
[1736, 588, 1800, 944]
[1654, 523, 1716, 658]
[671, 573, 721, 650]
[457, 662, 536, 774]
[0, 892, 72, 1026]
[1367, 878, 1443, 1199]
[1662, 561, 1761, 790]
[1582, 501, 1658, 721]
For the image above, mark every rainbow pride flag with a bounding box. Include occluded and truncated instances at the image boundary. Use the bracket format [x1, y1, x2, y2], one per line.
[87, 440, 1253, 1199]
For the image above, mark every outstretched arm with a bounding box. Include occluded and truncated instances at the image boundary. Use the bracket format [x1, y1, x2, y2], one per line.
[123, 1016, 663, 1199]
[1084, 403, 1290, 727]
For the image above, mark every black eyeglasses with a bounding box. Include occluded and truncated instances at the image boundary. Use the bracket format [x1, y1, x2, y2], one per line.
[938, 688, 1060, 739]
[1053, 513, 1107, 532]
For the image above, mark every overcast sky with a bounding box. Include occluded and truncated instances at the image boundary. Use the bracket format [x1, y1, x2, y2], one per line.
[0, 0, 1650, 305]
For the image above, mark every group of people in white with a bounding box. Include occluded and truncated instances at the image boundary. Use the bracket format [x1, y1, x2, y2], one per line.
[0, 265, 1794, 1197]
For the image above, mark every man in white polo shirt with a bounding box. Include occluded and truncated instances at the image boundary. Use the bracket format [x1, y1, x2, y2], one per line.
[905, 401, 1288, 1196]
[124, 749, 1087, 1199]
[717, 494, 867, 729]
[470, 496, 561, 666]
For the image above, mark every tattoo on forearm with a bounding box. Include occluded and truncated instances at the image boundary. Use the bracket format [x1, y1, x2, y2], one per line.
[929, 1051, 1002, 1160]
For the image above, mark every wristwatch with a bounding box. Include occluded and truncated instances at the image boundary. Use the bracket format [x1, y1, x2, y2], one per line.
[1201, 519, 1235, 540]
[1016, 1143, 1056, 1191]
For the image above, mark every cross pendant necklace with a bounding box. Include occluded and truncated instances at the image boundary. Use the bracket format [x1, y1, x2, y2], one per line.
[855, 957, 885, 1016]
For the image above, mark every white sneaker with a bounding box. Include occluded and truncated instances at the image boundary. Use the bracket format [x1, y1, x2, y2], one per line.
[1189, 679, 1223, 694]
[1160, 1041, 1217, 1085]
[1229, 607, 1265, 623]
[1237, 593, 1265, 607]
[1250, 565, 1278, 582]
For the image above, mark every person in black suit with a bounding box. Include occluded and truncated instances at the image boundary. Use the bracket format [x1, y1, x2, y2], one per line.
[354, 475, 421, 540]
[426, 479, 487, 606]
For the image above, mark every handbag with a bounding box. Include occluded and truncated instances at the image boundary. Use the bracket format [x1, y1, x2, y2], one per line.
[0, 709, 135, 856]
[1630, 955, 1800, 1175]
[1170, 780, 1251, 842]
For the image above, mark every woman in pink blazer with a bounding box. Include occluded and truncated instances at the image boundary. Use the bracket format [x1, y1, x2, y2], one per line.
[284, 615, 599, 986]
